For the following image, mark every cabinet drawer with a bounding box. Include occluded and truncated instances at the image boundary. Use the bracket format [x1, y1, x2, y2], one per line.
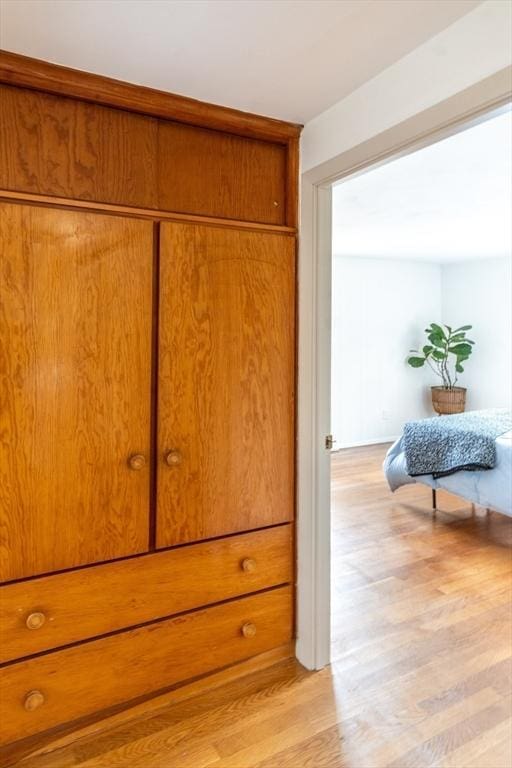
[0, 525, 292, 663]
[0, 587, 292, 745]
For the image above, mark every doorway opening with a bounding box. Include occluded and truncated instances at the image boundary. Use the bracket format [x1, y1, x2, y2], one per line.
[327, 106, 512, 763]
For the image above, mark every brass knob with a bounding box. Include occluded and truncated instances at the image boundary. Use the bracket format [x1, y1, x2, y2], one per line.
[165, 450, 182, 467]
[128, 454, 146, 470]
[241, 622, 257, 639]
[241, 558, 256, 573]
[26, 612, 46, 630]
[24, 690, 45, 711]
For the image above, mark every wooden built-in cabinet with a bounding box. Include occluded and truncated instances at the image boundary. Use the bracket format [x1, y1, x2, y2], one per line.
[0, 50, 300, 754]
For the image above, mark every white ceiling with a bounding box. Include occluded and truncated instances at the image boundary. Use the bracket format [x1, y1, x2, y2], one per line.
[0, 0, 481, 123]
[332, 109, 512, 263]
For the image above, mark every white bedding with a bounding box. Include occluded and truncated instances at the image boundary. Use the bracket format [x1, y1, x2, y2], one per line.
[383, 430, 512, 517]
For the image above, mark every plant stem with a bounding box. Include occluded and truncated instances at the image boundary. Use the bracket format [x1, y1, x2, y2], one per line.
[426, 358, 443, 379]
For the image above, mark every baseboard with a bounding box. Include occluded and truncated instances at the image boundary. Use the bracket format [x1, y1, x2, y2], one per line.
[333, 435, 399, 450]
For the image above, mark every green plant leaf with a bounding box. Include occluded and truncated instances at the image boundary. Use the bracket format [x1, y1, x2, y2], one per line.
[455, 363, 464, 373]
[432, 350, 446, 361]
[430, 323, 446, 338]
[408, 357, 425, 368]
[449, 343, 472, 355]
[428, 333, 445, 348]
[444, 325, 452, 333]
[453, 324, 472, 332]
[450, 334, 475, 345]
[422, 345, 433, 356]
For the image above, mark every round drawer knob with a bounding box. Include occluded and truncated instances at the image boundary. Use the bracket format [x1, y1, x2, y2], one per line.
[26, 612, 46, 630]
[165, 450, 182, 467]
[241, 558, 256, 573]
[128, 454, 146, 471]
[24, 690, 45, 711]
[241, 622, 257, 639]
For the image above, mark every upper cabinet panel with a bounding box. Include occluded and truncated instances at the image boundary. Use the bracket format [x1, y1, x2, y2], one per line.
[0, 85, 158, 208]
[0, 84, 288, 225]
[157, 122, 286, 224]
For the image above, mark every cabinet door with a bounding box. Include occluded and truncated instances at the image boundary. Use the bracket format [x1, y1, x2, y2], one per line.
[157, 223, 295, 547]
[0, 203, 153, 581]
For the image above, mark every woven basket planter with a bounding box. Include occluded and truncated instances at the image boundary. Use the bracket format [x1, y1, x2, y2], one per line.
[431, 386, 466, 415]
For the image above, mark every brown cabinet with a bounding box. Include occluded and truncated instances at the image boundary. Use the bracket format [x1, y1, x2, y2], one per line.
[0, 51, 299, 752]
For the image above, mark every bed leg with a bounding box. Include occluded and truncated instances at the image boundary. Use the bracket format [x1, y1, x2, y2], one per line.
[432, 488, 437, 517]
[486, 508, 491, 517]
[471, 503, 476, 517]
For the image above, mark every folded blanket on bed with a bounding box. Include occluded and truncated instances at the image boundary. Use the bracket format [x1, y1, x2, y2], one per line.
[404, 408, 512, 479]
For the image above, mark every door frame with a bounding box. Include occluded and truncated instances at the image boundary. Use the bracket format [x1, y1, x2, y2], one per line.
[296, 66, 512, 671]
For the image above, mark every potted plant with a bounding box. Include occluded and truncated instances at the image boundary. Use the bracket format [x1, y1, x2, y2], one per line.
[407, 323, 475, 414]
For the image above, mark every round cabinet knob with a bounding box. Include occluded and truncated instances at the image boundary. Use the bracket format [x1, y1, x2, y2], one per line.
[128, 454, 146, 471]
[241, 558, 256, 573]
[24, 690, 45, 712]
[241, 622, 257, 639]
[165, 450, 182, 467]
[26, 612, 46, 630]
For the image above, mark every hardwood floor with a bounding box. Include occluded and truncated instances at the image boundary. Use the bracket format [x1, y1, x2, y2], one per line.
[14, 444, 512, 767]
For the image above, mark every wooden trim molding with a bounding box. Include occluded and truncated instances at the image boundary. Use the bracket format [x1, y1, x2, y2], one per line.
[0, 190, 297, 235]
[0, 50, 302, 142]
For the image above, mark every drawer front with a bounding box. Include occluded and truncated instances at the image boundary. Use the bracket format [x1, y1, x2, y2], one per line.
[0, 587, 293, 745]
[0, 525, 292, 663]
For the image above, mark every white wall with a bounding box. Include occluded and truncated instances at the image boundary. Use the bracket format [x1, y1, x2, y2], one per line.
[442, 256, 512, 410]
[332, 255, 512, 447]
[302, 1, 512, 172]
[331, 257, 441, 447]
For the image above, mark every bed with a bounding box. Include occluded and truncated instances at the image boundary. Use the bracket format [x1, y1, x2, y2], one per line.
[383, 410, 512, 517]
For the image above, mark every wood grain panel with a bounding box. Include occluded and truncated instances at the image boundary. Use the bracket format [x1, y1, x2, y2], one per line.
[157, 122, 286, 224]
[0, 84, 288, 225]
[0, 525, 292, 662]
[157, 223, 295, 547]
[0, 84, 158, 209]
[0, 203, 153, 581]
[0, 587, 293, 745]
